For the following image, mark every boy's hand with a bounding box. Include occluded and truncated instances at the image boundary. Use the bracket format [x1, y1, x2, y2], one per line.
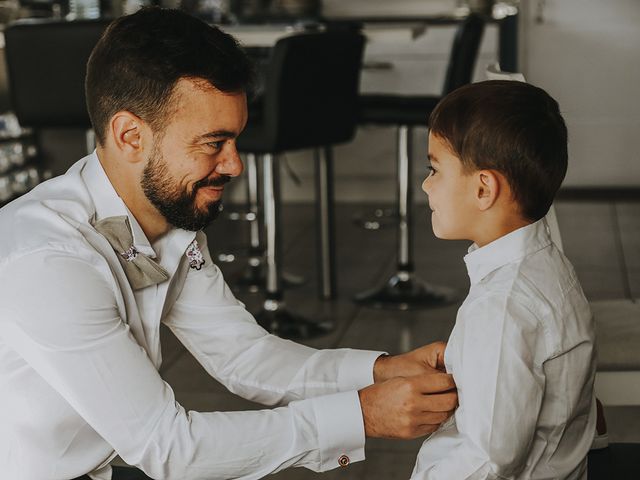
[359, 373, 457, 439]
[373, 341, 448, 383]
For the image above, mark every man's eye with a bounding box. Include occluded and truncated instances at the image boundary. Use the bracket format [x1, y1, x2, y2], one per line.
[427, 165, 437, 176]
[207, 141, 223, 150]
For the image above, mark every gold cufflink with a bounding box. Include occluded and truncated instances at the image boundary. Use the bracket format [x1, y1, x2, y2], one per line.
[338, 454, 350, 467]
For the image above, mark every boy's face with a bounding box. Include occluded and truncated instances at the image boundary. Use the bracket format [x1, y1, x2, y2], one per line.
[422, 132, 478, 241]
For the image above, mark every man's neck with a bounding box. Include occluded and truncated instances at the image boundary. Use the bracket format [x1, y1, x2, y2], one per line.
[96, 147, 170, 244]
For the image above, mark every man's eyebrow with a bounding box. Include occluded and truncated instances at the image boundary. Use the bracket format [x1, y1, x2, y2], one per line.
[194, 130, 237, 142]
[427, 153, 439, 163]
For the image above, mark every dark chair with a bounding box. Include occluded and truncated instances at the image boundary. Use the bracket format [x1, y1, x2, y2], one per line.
[4, 19, 112, 153]
[224, 47, 305, 295]
[237, 28, 365, 339]
[354, 13, 485, 310]
[588, 443, 640, 479]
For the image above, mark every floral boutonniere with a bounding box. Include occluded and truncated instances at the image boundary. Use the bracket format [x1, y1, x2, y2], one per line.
[186, 239, 205, 270]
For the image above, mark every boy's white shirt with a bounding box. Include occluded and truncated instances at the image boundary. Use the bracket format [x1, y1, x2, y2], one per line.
[412, 219, 596, 480]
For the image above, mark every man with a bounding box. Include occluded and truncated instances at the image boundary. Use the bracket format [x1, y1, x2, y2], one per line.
[0, 8, 457, 480]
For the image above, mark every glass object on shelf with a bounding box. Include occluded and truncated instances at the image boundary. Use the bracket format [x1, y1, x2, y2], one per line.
[9, 167, 41, 196]
[0, 141, 38, 174]
[0, 112, 24, 139]
[10, 168, 32, 195]
[67, 0, 100, 19]
[123, 0, 150, 15]
[0, 175, 10, 203]
[0, 166, 44, 204]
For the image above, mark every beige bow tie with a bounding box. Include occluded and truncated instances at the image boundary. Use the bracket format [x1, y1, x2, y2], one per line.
[94, 216, 169, 290]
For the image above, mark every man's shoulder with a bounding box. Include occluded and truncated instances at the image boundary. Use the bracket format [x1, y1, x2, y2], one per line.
[0, 160, 96, 262]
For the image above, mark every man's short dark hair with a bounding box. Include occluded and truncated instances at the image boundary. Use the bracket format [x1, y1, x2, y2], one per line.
[86, 7, 253, 146]
[429, 80, 568, 221]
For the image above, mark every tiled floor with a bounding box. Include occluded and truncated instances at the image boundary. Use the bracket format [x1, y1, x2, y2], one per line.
[156, 199, 640, 479]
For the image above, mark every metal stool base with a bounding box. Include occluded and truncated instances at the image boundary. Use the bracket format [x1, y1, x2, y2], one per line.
[354, 271, 457, 311]
[225, 210, 257, 222]
[255, 301, 333, 340]
[233, 260, 265, 294]
[232, 260, 305, 294]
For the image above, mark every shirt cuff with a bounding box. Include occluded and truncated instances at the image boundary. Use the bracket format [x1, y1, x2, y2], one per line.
[337, 349, 387, 391]
[311, 390, 366, 471]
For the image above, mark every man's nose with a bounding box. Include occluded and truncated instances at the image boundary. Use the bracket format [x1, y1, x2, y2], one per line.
[216, 143, 244, 178]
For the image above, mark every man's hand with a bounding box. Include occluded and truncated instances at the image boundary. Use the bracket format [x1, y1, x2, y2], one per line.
[373, 341, 447, 383]
[359, 373, 457, 439]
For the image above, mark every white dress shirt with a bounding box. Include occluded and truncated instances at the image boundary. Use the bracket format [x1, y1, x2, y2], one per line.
[0, 153, 383, 480]
[412, 219, 596, 480]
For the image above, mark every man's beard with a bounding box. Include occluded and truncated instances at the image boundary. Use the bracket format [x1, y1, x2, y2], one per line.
[141, 146, 230, 232]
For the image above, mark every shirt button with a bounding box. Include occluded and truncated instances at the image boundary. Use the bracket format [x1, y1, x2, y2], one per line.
[338, 454, 350, 467]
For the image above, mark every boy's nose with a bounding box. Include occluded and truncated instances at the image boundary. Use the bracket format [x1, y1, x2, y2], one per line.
[422, 176, 430, 194]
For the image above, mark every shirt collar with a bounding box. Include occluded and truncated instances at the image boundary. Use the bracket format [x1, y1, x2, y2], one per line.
[464, 218, 552, 285]
[81, 151, 164, 258]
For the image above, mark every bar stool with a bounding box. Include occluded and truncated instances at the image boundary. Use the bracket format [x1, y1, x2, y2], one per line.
[237, 28, 365, 339]
[4, 19, 111, 153]
[223, 46, 305, 295]
[217, 47, 273, 292]
[226, 155, 305, 294]
[588, 444, 640, 479]
[355, 13, 485, 310]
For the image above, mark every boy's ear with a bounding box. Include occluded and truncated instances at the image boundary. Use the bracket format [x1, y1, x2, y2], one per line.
[475, 169, 500, 211]
[108, 111, 150, 163]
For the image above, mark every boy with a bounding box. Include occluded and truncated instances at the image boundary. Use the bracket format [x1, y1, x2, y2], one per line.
[412, 80, 596, 479]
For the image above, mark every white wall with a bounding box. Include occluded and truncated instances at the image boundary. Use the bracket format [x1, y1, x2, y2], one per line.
[520, 0, 640, 188]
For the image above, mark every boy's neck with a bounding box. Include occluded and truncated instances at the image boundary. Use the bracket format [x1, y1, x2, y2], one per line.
[471, 212, 532, 248]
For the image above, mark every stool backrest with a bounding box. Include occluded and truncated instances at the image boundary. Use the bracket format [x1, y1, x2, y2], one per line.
[442, 13, 486, 95]
[263, 29, 366, 151]
[4, 19, 111, 129]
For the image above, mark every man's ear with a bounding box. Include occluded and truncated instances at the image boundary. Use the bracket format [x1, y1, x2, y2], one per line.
[108, 111, 149, 162]
[476, 169, 500, 211]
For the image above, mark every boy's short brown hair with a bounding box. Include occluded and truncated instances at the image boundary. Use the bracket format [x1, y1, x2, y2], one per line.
[429, 80, 568, 221]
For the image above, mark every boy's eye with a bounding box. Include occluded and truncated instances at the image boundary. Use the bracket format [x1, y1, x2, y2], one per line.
[427, 165, 437, 176]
